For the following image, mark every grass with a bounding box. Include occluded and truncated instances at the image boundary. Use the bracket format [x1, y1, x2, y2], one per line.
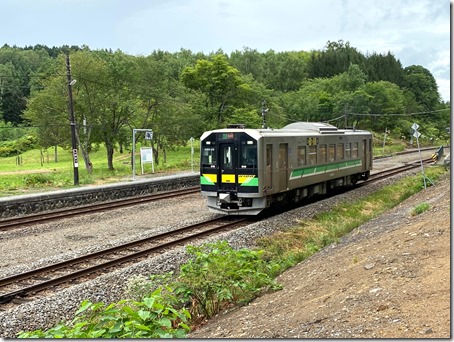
[0, 142, 201, 196]
[256, 165, 447, 270]
[412, 202, 430, 216]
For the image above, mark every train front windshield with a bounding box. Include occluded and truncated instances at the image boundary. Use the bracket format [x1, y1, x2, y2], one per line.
[240, 141, 257, 169]
[201, 145, 217, 168]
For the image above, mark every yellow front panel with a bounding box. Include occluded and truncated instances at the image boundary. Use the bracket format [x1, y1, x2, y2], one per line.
[203, 173, 217, 183]
[221, 174, 235, 183]
[238, 175, 254, 184]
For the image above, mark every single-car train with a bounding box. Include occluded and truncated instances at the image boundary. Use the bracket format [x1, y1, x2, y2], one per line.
[200, 122, 373, 215]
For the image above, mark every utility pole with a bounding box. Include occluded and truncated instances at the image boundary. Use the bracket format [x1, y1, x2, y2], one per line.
[66, 53, 79, 186]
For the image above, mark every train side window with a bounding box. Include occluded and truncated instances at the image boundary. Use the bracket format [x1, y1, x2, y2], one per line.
[202, 146, 217, 167]
[308, 145, 317, 165]
[328, 144, 335, 162]
[266, 144, 272, 167]
[337, 143, 344, 160]
[345, 143, 351, 159]
[352, 142, 358, 158]
[320, 144, 327, 163]
[297, 146, 306, 166]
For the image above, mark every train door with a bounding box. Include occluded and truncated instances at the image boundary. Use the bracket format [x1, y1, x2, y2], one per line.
[219, 143, 237, 190]
[279, 143, 288, 190]
[265, 144, 272, 190]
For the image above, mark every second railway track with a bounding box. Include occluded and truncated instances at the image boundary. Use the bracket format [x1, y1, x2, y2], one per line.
[0, 186, 200, 231]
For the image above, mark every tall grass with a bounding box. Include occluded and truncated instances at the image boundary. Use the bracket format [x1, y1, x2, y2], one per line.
[256, 165, 447, 271]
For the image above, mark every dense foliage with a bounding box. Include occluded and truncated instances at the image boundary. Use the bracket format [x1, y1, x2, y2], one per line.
[0, 41, 450, 171]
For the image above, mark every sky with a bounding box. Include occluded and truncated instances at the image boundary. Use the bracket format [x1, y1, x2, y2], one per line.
[1, 0, 451, 101]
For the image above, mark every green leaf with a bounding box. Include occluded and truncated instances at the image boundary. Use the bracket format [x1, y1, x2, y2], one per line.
[143, 296, 156, 309]
[134, 324, 152, 332]
[75, 300, 93, 316]
[157, 317, 172, 328]
[138, 309, 151, 321]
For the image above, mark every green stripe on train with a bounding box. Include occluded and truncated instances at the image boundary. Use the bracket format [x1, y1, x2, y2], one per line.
[240, 177, 259, 186]
[290, 159, 362, 180]
[200, 175, 215, 185]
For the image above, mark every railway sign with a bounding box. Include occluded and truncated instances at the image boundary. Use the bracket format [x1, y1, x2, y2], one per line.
[413, 131, 421, 139]
[72, 149, 79, 167]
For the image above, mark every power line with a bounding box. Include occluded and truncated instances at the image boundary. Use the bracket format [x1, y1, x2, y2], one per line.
[350, 108, 450, 117]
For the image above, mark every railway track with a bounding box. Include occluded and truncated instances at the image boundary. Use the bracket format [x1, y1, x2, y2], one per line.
[0, 155, 438, 306]
[0, 186, 200, 231]
[0, 216, 252, 305]
[367, 157, 434, 183]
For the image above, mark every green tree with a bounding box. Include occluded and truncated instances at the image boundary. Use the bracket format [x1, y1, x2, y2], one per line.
[361, 81, 405, 131]
[402, 65, 440, 111]
[181, 54, 244, 128]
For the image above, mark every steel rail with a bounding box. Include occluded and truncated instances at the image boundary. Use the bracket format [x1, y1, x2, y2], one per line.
[0, 216, 251, 304]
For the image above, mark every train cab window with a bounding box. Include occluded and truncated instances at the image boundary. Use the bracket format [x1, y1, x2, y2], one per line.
[240, 141, 257, 168]
[297, 146, 306, 166]
[337, 143, 344, 160]
[352, 142, 359, 158]
[328, 144, 336, 162]
[320, 144, 327, 163]
[202, 146, 217, 167]
[308, 145, 317, 165]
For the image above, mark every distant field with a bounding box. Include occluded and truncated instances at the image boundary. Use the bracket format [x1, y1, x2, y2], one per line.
[0, 142, 200, 196]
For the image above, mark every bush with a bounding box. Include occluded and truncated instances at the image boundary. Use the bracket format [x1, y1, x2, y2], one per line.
[176, 241, 282, 320]
[18, 287, 191, 338]
[24, 173, 52, 186]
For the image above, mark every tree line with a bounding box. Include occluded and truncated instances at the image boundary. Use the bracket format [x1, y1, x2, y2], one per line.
[0, 41, 450, 172]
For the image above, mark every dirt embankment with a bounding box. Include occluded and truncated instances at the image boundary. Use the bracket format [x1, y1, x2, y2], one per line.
[189, 175, 451, 338]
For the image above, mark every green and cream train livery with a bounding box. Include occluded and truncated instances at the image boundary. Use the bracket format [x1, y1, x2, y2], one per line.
[200, 122, 372, 215]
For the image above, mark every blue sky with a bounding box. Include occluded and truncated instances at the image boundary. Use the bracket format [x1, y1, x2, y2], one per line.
[1, 0, 451, 101]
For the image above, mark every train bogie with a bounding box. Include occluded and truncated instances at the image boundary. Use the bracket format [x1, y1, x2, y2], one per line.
[200, 122, 373, 215]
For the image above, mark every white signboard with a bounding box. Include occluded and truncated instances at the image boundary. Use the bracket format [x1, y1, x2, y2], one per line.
[411, 123, 419, 131]
[140, 147, 154, 174]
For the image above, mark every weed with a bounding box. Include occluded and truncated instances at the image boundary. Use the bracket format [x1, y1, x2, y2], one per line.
[18, 287, 191, 338]
[412, 202, 430, 216]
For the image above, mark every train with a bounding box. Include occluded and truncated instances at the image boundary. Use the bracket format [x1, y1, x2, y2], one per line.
[200, 122, 373, 215]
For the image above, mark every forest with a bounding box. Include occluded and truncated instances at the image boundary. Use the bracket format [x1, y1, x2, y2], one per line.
[0, 40, 450, 172]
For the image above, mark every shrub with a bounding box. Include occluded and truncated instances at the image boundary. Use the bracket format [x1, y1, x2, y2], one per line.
[176, 241, 282, 320]
[24, 173, 52, 186]
[18, 287, 191, 338]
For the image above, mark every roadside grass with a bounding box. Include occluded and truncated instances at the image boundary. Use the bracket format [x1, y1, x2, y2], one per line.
[373, 143, 406, 157]
[256, 165, 448, 271]
[17, 166, 448, 338]
[0, 143, 200, 196]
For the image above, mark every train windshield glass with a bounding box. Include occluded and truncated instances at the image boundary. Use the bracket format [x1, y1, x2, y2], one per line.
[240, 141, 257, 168]
[202, 146, 217, 167]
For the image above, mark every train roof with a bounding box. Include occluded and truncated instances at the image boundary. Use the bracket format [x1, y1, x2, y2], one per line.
[201, 122, 371, 140]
